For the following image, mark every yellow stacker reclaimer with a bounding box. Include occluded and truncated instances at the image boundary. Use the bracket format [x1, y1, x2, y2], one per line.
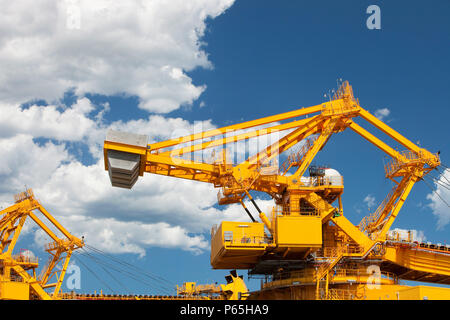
[0, 189, 84, 300]
[103, 81, 450, 300]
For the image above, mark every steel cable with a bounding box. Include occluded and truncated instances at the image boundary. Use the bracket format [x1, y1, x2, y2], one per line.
[73, 254, 117, 294]
[436, 166, 450, 185]
[78, 249, 169, 293]
[76, 250, 168, 294]
[422, 177, 450, 208]
[76, 248, 173, 294]
[84, 244, 174, 287]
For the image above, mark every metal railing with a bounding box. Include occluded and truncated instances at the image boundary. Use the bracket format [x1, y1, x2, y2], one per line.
[321, 103, 358, 117]
[45, 241, 61, 251]
[384, 150, 440, 177]
[14, 189, 34, 203]
[298, 175, 343, 187]
[280, 138, 315, 175]
[314, 247, 345, 280]
[259, 172, 344, 187]
[327, 289, 358, 300]
[385, 239, 450, 254]
[331, 81, 356, 101]
[9, 274, 24, 282]
[359, 186, 395, 232]
[262, 268, 397, 291]
[211, 224, 270, 246]
[59, 292, 214, 300]
[316, 245, 363, 258]
[12, 254, 38, 264]
[272, 205, 320, 216]
[223, 233, 269, 246]
[316, 246, 343, 258]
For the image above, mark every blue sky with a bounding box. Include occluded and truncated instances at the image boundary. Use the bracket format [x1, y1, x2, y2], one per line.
[1, 0, 449, 295]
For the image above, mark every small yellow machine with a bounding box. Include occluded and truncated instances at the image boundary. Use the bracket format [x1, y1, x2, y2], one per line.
[176, 270, 249, 300]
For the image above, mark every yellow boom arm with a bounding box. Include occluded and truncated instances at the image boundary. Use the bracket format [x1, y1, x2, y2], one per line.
[103, 81, 440, 248]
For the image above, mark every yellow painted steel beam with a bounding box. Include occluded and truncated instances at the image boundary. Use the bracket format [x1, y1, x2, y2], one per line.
[241, 116, 324, 170]
[149, 168, 212, 180]
[52, 251, 72, 299]
[102, 82, 445, 285]
[330, 215, 374, 252]
[0, 190, 83, 300]
[261, 121, 322, 168]
[348, 121, 405, 161]
[291, 118, 336, 179]
[0, 220, 16, 252]
[149, 103, 326, 151]
[28, 212, 62, 243]
[146, 154, 218, 174]
[378, 175, 418, 238]
[160, 117, 316, 157]
[358, 108, 429, 156]
[37, 204, 83, 246]
[147, 170, 215, 184]
[4, 215, 26, 255]
[366, 174, 413, 234]
[302, 192, 337, 220]
[0, 206, 21, 231]
[0, 203, 20, 217]
[41, 250, 63, 286]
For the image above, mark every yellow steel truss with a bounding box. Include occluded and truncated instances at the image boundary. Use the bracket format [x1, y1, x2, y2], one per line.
[0, 189, 84, 300]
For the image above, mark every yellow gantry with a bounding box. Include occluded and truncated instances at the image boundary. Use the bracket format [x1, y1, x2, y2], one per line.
[103, 81, 448, 300]
[0, 189, 84, 300]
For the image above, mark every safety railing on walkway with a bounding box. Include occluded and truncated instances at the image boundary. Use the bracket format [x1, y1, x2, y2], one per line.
[223, 232, 269, 246]
[12, 254, 38, 264]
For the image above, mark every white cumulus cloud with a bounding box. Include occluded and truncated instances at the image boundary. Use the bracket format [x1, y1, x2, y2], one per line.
[0, 0, 235, 112]
[0, 98, 99, 141]
[374, 108, 391, 121]
[427, 169, 450, 229]
[0, 0, 243, 256]
[363, 194, 376, 210]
